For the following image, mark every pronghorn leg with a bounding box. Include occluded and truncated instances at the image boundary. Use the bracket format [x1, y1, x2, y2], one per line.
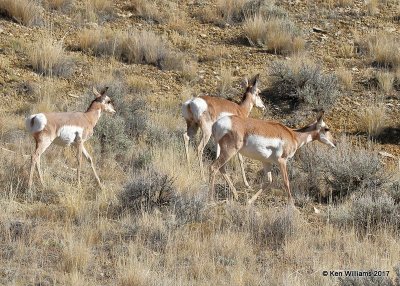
[81, 145, 102, 189]
[237, 153, 250, 188]
[209, 140, 238, 200]
[220, 165, 239, 200]
[248, 162, 272, 205]
[29, 137, 52, 190]
[278, 158, 293, 202]
[183, 132, 190, 166]
[197, 124, 212, 179]
[77, 138, 83, 188]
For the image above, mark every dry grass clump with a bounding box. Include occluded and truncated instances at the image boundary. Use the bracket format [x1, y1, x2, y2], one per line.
[269, 57, 340, 110]
[358, 104, 387, 137]
[366, 0, 379, 15]
[201, 0, 272, 26]
[43, 0, 73, 11]
[75, 28, 190, 72]
[217, 66, 234, 97]
[28, 37, 75, 77]
[335, 67, 353, 90]
[77, 0, 113, 23]
[198, 46, 229, 62]
[338, 42, 355, 58]
[125, 0, 168, 23]
[375, 70, 395, 94]
[0, 0, 43, 26]
[244, 14, 304, 54]
[367, 31, 400, 68]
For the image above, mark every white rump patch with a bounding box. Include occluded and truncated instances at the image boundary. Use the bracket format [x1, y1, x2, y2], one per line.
[240, 135, 283, 162]
[212, 116, 232, 143]
[190, 98, 208, 121]
[54, 125, 84, 146]
[217, 112, 234, 120]
[181, 99, 192, 120]
[26, 113, 47, 133]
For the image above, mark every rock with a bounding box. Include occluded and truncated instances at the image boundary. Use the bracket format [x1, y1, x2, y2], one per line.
[313, 27, 328, 34]
[200, 34, 207, 38]
[379, 151, 396, 159]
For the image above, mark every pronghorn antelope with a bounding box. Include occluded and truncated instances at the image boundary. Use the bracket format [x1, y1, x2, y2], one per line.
[26, 87, 116, 190]
[182, 74, 266, 183]
[209, 111, 335, 203]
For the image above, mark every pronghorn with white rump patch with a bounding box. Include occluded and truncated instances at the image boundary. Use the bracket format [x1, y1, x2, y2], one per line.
[26, 87, 116, 190]
[210, 111, 336, 203]
[182, 74, 266, 183]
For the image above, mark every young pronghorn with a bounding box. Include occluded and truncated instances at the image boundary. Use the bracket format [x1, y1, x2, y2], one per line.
[26, 87, 116, 190]
[182, 74, 266, 183]
[209, 111, 336, 203]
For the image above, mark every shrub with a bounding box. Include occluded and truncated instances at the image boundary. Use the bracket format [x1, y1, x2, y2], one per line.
[94, 114, 131, 156]
[321, 136, 387, 200]
[338, 272, 394, 286]
[120, 169, 176, 213]
[296, 136, 388, 201]
[269, 58, 340, 110]
[244, 14, 304, 54]
[172, 190, 208, 224]
[358, 104, 386, 137]
[28, 37, 75, 77]
[350, 193, 398, 229]
[0, 0, 43, 26]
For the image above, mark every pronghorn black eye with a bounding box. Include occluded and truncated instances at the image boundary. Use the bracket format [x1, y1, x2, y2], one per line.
[325, 127, 330, 131]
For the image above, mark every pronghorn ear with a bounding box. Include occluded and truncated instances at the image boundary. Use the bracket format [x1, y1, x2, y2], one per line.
[250, 73, 260, 86]
[241, 77, 249, 89]
[100, 86, 109, 95]
[316, 110, 325, 129]
[250, 74, 260, 94]
[93, 87, 102, 98]
[317, 110, 324, 122]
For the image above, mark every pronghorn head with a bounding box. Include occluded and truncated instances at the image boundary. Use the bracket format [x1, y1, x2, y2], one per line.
[315, 111, 336, 148]
[92, 87, 116, 114]
[242, 74, 265, 111]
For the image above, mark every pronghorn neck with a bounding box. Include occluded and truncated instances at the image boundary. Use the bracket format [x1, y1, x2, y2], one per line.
[238, 92, 253, 117]
[84, 101, 103, 126]
[293, 128, 318, 149]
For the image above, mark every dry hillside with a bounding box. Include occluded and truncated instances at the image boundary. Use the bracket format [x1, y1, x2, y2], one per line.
[0, 0, 400, 285]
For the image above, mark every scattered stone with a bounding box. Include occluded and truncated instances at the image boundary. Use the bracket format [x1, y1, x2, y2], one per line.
[379, 151, 396, 159]
[200, 34, 207, 38]
[313, 27, 328, 34]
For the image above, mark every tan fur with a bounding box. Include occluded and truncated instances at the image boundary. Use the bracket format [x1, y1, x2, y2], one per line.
[27, 87, 115, 190]
[183, 74, 264, 183]
[210, 112, 335, 203]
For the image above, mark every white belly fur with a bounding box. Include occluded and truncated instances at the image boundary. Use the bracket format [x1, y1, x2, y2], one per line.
[54, 125, 84, 146]
[240, 135, 283, 162]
